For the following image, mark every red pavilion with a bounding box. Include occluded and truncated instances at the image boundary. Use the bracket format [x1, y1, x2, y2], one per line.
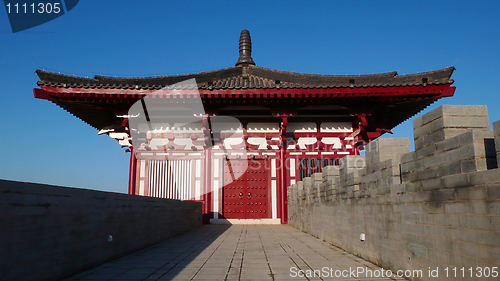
[34, 30, 455, 224]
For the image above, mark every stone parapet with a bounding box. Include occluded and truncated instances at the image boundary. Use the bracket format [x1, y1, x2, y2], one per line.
[401, 129, 497, 187]
[288, 105, 500, 281]
[1, 180, 202, 281]
[413, 105, 489, 150]
[494, 120, 500, 166]
[335, 155, 366, 198]
[321, 165, 339, 202]
[362, 138, 410, 193]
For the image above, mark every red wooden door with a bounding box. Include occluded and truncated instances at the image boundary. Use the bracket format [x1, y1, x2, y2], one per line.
[223, 159, 271, 219]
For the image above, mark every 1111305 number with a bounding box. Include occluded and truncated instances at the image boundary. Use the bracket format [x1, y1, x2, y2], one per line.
[5, 2, 61, 14]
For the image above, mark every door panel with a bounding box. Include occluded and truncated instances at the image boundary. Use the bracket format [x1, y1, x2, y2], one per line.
[222, 160, 247, 218]
[223, 159, 271, 219]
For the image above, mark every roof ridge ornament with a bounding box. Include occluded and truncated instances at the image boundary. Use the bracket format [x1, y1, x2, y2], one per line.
[235, 30, 256, 67]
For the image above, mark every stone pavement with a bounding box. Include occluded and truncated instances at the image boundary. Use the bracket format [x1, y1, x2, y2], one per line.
[65, 225, 406, 281]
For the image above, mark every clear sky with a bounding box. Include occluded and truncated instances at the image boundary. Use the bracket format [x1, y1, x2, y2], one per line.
[1, 1, 499, 193]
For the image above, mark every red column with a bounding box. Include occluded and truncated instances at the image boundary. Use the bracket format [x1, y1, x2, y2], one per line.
[202, 115, 212, 223]
[206, 149, 213, 220]
[280, 146, 287, 224]
[128, 147, 137, 195]
[280, 115, 289, 224]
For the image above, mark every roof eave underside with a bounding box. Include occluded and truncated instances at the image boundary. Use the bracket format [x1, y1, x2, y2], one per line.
[46, 94, 443, 132]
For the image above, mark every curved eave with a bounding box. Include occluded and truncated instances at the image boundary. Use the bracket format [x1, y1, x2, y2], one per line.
[35, 66, 455, 90]
[33, 83, 456, 131]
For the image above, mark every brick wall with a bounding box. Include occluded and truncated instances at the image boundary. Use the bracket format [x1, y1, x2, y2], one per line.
[0, 180, 202, 281]
[288, 105, 500, 281]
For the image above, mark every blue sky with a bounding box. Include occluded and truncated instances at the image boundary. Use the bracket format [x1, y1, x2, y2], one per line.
[1, 1, 499, 193]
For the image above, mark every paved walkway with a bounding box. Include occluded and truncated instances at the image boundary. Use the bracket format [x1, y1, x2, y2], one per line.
[65, 225, 405, 281]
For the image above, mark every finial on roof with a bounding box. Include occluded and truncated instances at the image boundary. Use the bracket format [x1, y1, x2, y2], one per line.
[235, 30, 256, 66]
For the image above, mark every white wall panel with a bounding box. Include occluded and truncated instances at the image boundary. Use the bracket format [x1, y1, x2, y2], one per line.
[147, 159, 193, 200]
[213, 179, 219, 219]
[271, 180, 277, 219]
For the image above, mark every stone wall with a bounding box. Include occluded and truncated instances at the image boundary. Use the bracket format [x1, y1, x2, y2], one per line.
[494, 120, 500, 168]
[1, 180, 202, 281]
[288, 105, 500, 281]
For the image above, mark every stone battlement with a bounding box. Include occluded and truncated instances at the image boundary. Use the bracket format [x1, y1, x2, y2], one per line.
[288, 105, 500, 281]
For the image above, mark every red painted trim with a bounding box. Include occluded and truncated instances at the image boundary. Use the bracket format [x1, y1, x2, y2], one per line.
[33, 88, 49, 99]
[36, 84, 454, 101]
[441, 86, 456, 97]
[196, 85, 452, 97]
[294, 132, 354, 139]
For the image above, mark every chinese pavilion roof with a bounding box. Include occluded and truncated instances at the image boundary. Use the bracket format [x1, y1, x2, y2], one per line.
[34, 30, 456, 137]
[36, 64, 454, 91]
[36, 29, 453, 90]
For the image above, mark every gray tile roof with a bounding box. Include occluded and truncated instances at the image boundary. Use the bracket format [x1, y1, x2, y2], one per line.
[36, 65, 454, 90]
[34, 30, 455, 134]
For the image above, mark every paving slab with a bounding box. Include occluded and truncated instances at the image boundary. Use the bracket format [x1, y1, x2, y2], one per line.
[64, 225, 406, 281]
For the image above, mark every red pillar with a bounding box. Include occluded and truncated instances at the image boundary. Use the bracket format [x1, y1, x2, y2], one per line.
[202, 114, 213, 223]
[280, 114, 289, 224]
[280, 146, 287, 224]
[128, 147, 137, 195]
[203, 147, 212, 223]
